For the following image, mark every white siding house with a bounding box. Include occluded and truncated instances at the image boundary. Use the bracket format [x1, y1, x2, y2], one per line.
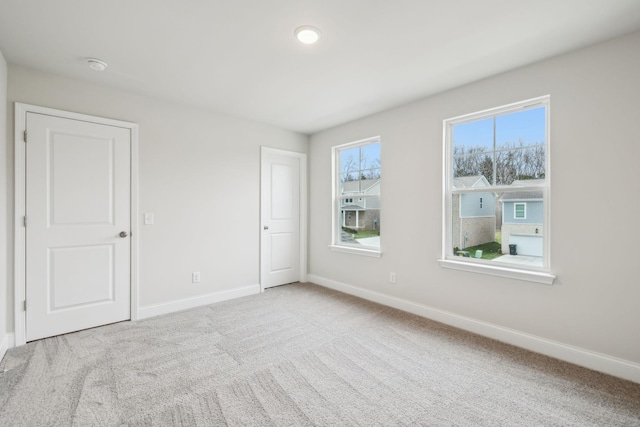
[340, 179, 380, 230]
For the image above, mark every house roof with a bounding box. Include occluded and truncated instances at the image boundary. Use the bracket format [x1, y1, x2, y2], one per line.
[340, 179, 380, 193]
[341, 204, 364, 211]
[500, 192, 543, 201]
[500, 179, 545, 201]
[452, 175, 490, 189]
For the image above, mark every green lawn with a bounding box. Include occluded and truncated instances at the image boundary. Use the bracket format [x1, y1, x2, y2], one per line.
[354, 229, 380, 239]
[460, 241, 502, 260]
[342, 227, 380, 239]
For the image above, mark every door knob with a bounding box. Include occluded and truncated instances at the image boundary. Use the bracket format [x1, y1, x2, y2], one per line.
[263, 225, 269, 230]
[119, 231, 129, 238]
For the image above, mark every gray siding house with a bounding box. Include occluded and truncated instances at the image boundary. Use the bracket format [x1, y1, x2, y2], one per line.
[500, 179, 544, 256]
[340, 179, 380, 230]
[452, 176, 496, 249]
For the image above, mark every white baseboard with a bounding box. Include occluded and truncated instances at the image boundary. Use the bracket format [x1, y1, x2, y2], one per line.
[0, 333, 15, 361]
[137, 284, 261, 320]
[308, 274, 640, 384]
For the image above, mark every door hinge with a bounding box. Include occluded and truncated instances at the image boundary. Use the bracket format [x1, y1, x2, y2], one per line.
[23, 300, 27, 311]
[23, 130, 27, 143]
[23, 216, 27, 227]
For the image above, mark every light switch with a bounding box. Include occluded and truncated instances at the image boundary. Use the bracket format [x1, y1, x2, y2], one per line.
[144, 213, 154, 225]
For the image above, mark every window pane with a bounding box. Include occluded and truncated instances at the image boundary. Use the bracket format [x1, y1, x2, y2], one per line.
[452, 106, 546, 188]
[452, 153, 493, 184]
[498, 190, 544, 266]
[495, 147, 546, 185]
[450, 189, 543, 266]
[451, 192, 499, 256]
[334, 138, 381, 251]
[517, 147, 545, 181]
[360, 143, 381, 171]
[496, 107, 545, 149]
[340, 146, 361, 181]
[359, 174, 380, 196]
[453, 117, 493, 153]
[360, 167, 381, 181]
[340, 175, 360, 194]
[339, 195, 380, 249]
[340, 171, 359, 184]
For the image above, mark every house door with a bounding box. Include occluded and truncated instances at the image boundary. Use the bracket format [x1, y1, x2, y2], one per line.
[25, 111, 132, 341]
[260, 148, 304, 289]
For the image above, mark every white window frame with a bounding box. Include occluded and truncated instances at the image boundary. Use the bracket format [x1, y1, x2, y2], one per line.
[514, 202, 527, 219]
[330, 136, 381, 257]
[439, 96, 555, 284]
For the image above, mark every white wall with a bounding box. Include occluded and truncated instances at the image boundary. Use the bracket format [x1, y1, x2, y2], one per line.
[309, 31, 640, 379]
[0, 50, 8, 356]
[6, 66, 308, 329]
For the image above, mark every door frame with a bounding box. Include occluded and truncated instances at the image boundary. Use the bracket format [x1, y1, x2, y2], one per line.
[260, 147, 307, 291]
[13, 103, 140, 346]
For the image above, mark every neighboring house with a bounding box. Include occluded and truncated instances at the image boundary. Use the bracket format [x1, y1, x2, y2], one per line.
[500, 180, 544, 256]
[340, 179, 380, 230]
[452, 176, 496, 249]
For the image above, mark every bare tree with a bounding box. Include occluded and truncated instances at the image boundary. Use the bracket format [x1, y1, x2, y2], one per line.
[341, 155, 358, 182]
[454, 141, 545, 185]
[366, 158, 381, 179]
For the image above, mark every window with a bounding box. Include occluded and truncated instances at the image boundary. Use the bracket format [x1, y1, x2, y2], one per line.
[440, 96, 554, 284]
[331, 136, 381, 256]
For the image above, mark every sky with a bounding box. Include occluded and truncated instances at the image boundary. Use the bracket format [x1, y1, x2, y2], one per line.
[340, 142, 381, 172]
[453, 107, 546, 149]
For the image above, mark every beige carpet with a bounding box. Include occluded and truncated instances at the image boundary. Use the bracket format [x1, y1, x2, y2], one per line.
[1, 283, 639, 426]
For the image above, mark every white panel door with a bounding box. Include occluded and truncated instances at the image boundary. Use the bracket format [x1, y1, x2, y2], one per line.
[261, 149, 300, 288]
[25, 112, 131, 341]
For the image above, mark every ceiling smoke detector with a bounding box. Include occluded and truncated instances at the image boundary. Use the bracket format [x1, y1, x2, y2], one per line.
[294, 26, 321, 44]
[86, 58, 108, 71]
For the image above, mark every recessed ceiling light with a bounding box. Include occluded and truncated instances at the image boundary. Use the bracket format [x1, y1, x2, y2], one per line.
[86, 58, 108, 71]
[294, 26, 321, 44]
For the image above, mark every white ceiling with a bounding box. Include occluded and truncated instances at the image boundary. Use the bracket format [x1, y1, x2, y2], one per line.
[1, 0, 640, 134]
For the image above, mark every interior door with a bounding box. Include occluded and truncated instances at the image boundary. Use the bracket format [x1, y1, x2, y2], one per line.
[261, 149, 301, 289]
[25, 112, 131, 341]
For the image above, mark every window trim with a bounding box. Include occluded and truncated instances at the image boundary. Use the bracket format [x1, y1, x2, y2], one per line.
[331, 136, 382, 257]
[514, 202, 527, 219]
[440, 96, 554, 284]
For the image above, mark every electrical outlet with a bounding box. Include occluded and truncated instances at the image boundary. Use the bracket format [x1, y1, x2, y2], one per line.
[389, 272, 396, 284]
[192, 272, 201, 283]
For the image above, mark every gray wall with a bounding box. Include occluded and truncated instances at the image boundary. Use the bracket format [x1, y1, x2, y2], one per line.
[5, 66, 308, 331]
[460, 192, 495, 217]
[309, 31, 640, 367]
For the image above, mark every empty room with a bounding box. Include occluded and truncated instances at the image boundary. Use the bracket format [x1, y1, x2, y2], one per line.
[1, 1, 640, 425]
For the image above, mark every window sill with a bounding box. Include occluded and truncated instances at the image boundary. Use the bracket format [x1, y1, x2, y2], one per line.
[330, 245, 382, 258]
[438, 259, 555, 285]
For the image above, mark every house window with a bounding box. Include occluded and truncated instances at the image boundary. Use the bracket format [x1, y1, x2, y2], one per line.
[331, 136, 381, 256]
[440, 96, 554, 284]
